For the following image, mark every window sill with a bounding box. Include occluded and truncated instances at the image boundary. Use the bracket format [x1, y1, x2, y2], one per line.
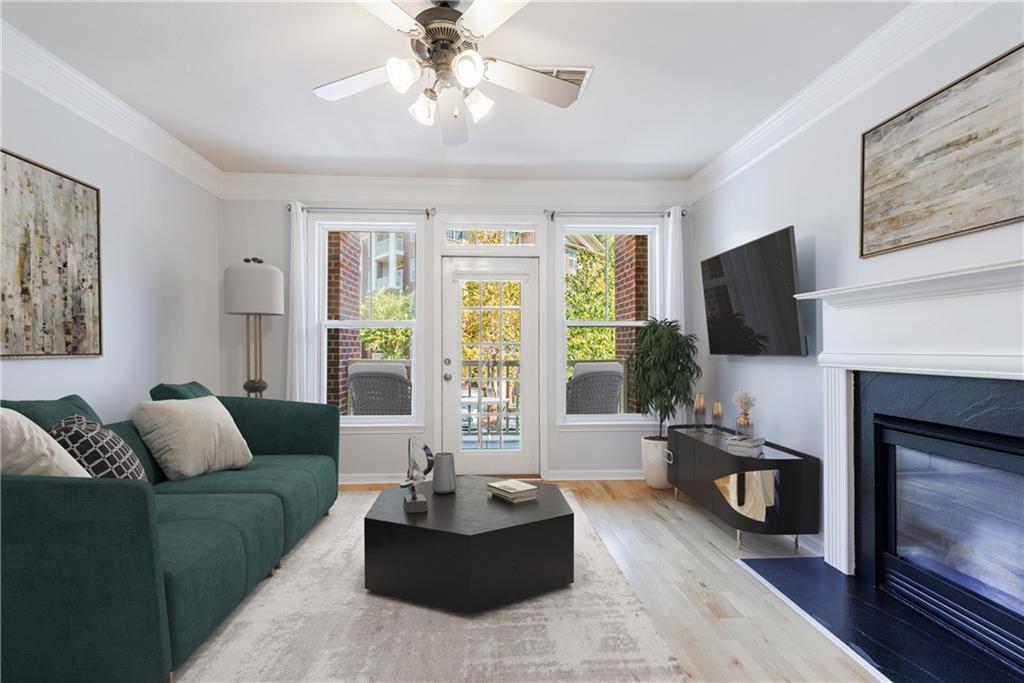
[339, 422, 426, 435]
[555, 420, 660, 433]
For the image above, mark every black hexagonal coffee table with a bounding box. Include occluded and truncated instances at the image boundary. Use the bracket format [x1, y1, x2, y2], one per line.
[364, 476, 574, 612]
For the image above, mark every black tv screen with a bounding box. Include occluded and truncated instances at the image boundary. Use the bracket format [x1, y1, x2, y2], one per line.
[701, 226, 806, 356]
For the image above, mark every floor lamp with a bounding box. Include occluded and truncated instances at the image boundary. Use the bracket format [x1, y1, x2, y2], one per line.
[224, 257, 284, 398]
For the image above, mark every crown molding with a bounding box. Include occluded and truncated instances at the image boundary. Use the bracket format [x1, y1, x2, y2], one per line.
[220, 172, 689, 207]
[1, 22, 224, 196]
[686, 1, 997, 203]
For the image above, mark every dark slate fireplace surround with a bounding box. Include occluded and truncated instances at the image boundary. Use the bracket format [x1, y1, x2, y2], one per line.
[856, 372, 1024, 674]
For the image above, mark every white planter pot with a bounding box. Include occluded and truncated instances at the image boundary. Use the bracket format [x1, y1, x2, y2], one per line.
[641, 436, 672, 489]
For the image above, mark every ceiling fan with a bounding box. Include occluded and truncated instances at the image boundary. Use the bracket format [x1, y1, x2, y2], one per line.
[313, 0, 583, 146]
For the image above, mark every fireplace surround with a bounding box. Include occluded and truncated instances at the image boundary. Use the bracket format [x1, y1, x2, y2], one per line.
[856, 371, 1024, 671]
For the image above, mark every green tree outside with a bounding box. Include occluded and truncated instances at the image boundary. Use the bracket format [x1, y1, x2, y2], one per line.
[565, 237, 616, 375]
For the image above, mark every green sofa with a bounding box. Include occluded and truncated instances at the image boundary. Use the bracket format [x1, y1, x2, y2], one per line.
[1, 388, 339, 682]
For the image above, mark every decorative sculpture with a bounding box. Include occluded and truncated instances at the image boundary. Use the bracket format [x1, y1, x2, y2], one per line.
[401, 438, 434, 513]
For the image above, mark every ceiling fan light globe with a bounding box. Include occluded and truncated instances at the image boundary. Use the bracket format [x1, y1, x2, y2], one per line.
[386, 57, 422, 94]
[452, 49, 485, 89]
[464, 89, 495, 123]
[409, 89, 437, 126]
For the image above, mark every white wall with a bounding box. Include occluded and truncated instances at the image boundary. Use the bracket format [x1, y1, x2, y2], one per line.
[686, 4, 1024, 548]
[0, 78, 221, 421]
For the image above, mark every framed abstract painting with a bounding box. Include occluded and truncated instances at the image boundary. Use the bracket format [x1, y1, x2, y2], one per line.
[1, 150, 102, 357]
[861, 43, 1024, 258]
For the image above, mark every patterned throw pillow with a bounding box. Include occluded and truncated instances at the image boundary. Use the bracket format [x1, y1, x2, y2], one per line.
[48, 415, 148, 481]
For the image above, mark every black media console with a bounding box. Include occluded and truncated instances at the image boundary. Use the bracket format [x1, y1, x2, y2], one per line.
[667, 425, 820, 549]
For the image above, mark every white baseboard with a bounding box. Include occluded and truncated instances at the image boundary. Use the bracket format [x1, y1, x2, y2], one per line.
[340, 470, 646, 484]
[545, 469, 644, 481]
[338, 473, 406, 485]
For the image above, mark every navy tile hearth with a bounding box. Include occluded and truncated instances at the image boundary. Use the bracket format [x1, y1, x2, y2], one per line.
[742, 557, 1022, 683]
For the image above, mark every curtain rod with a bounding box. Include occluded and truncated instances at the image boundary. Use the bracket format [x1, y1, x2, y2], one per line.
[544, 209, 685, 220]
[287, 204, 435, 218]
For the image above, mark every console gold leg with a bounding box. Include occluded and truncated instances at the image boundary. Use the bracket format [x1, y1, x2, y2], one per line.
[794, 534, 800, 554]
[736, 529, 741, 550]
[673, 487, 678, 501]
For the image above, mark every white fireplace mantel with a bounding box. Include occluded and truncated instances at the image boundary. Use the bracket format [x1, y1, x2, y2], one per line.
[796, 259, 1024, 574]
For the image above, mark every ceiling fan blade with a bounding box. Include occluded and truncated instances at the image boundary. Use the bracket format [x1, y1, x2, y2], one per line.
[437, 87, 469, 146]
[483, 59, 580, 108]
[356, 1, 424, 37]
[458, 0, 530, 40]
[313, 66, 388, 101]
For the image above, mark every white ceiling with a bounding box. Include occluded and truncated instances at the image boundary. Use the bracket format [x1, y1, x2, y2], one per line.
[3, 2, 906, 180]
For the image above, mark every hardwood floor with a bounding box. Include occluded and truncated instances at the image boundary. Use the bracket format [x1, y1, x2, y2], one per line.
[339, 480, 876, 682]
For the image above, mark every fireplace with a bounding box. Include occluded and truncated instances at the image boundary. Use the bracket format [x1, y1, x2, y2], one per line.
[856, 372, 1024, 672]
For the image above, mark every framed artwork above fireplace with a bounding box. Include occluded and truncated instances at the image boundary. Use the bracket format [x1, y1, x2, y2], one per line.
[860, 43, 1024, 258]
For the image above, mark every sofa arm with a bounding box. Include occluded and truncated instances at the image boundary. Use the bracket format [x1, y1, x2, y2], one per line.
[1, 475, 171, 682]
[217, 397, 339, 470]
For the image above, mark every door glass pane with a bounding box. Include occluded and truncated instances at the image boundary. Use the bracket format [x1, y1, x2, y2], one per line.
[459, 278, 523, 451]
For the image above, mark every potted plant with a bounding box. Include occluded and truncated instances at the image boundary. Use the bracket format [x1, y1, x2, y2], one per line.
[628, 318, 702, 489]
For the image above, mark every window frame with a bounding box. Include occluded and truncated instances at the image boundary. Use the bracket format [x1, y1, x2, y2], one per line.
[555, 216, 665, 426]
[309, 212, 425, 427]
[439, 214, 542, 257]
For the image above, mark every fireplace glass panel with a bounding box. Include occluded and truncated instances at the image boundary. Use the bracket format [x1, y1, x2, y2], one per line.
[895, 446, 1024, 617]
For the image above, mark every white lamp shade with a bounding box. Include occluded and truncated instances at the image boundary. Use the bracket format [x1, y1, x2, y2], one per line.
[224, 261, 284, 315]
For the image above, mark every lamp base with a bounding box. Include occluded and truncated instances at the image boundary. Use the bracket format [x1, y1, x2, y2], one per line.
[243, 378, 268, 398]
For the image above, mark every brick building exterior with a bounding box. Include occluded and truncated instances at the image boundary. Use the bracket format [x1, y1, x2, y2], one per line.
[614, 234, 648, 412]
[326, 232, 363, 412]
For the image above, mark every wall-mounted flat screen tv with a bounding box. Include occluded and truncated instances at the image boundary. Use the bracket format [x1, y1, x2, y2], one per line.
[700, 226, 806, 356]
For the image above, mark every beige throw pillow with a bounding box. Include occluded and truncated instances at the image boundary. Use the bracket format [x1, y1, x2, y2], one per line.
[131, 396, 252, 480]
[0, 408, 91, 477]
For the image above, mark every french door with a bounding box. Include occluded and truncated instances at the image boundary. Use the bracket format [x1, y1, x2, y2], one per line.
[441, 257, 539, 475]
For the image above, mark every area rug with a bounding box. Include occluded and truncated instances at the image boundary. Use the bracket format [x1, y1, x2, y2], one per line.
[177, 490, 684, 682]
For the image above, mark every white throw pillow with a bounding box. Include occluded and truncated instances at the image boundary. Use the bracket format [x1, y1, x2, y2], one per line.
[131, 396, 252, 480]
[0, 408, 91, 478]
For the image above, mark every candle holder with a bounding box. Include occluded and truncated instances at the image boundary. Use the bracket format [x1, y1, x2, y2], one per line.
[711, 401, 723, 433]
[692, 393, 706, 432]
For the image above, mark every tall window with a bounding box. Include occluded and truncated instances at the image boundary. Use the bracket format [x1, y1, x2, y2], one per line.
[560, 222, 659, 418]
[323, 225, 418, 419]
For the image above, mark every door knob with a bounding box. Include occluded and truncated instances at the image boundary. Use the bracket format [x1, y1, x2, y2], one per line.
[443, 373, 453, 382]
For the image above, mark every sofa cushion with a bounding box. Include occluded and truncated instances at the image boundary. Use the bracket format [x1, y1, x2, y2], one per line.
[105, 421, 168, 484]
[0, 394, 102, 430]
[154, 456, 325, 552]
[49, 416, 148, 481]
[157, 518, 246, 669]
[0, 408, 91, 478]
[149, 381, 214, 401]
[256, 455, 338, 518]
[155, 494, 283, 593]
[132, 396, 252, 480]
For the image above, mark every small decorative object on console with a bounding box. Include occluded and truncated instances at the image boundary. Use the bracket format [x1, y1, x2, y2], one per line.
[487, 479, 538, 504]
[711, 401, 723, 433]
[692, 393, 707, 432]
[726, 435, 765, 458]
[401, 437, 435, 513]
[732, 389, 756, 437]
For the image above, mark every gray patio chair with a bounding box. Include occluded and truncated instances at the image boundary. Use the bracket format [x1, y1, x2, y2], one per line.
[566, 361, 624, 414]
[348, 362, 411, 415]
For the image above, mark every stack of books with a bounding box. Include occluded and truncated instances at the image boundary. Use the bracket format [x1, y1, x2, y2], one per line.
[726, 436, 765, 458]
[487, 479, 538, 504]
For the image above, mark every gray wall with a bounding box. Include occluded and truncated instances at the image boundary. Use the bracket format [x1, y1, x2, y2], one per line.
[1, 77, 221, 421]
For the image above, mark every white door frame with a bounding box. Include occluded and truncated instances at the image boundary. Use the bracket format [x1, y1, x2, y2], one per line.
[440, 256, 540, 475]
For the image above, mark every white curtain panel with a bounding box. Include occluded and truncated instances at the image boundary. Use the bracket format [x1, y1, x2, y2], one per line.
[286, 201, 315, 402]
[662, 206, 686, 324]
